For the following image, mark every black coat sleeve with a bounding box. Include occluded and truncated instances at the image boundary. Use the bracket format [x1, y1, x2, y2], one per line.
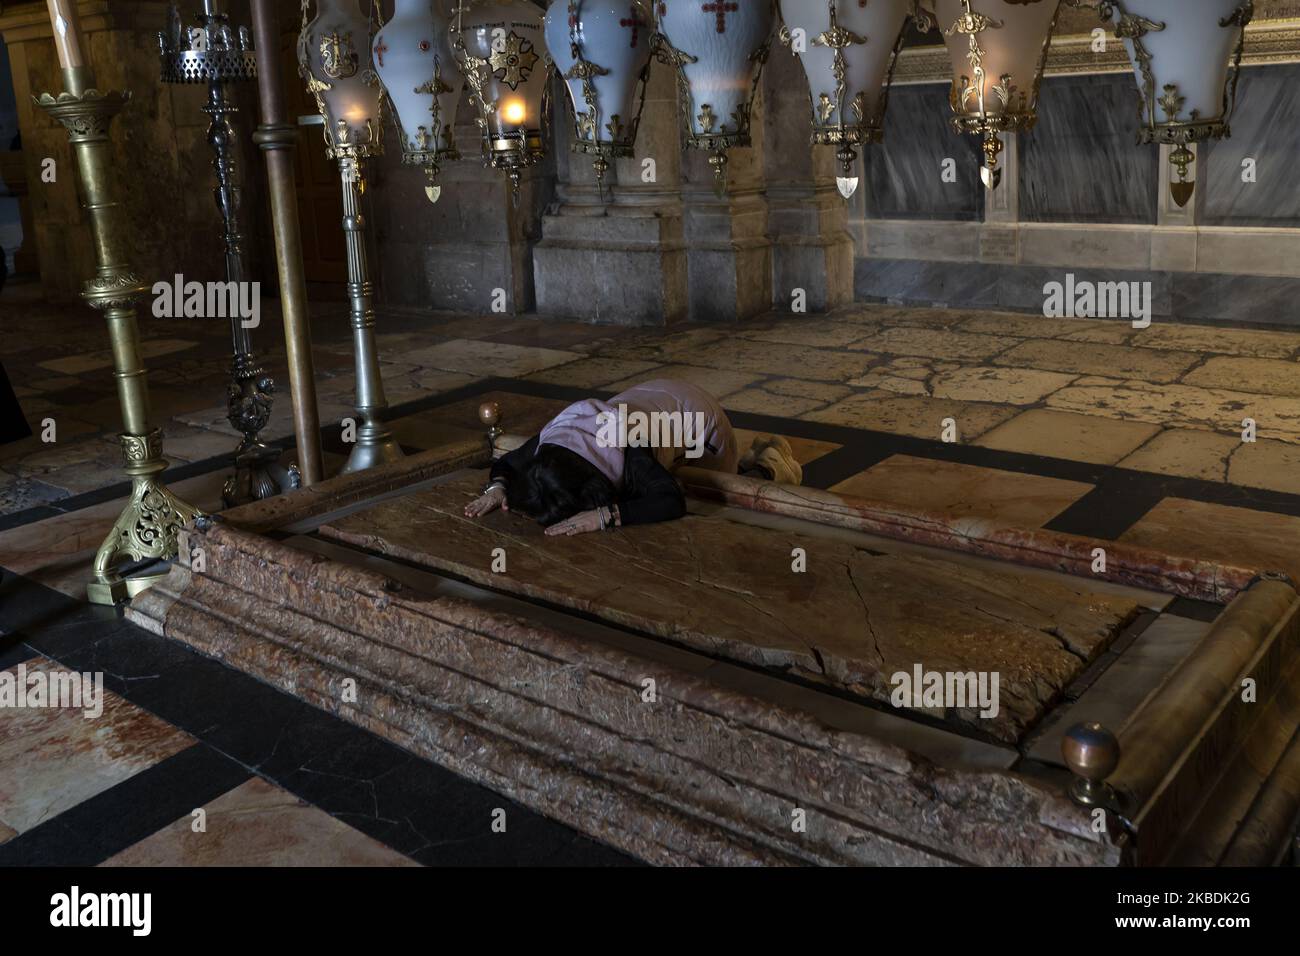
[618, 447, 686, 526]
[488, 435, 539, 492]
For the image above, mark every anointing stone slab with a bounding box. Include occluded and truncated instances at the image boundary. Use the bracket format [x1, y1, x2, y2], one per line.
[321, 474, 1140, 742]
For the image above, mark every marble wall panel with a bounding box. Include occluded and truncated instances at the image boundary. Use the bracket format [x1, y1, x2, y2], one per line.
[862, 84, 985, 222]
[1201, 65, 1300, 228]
[1021, 74, 1159, 225]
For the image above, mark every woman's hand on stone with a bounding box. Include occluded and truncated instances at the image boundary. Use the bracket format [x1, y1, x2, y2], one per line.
[544, 509, 602, 537]
[464, 485, 507, 518]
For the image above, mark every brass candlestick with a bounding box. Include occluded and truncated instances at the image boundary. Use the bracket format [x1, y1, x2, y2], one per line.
[159, 0, 301, 506]
[35, 69, 201, 605]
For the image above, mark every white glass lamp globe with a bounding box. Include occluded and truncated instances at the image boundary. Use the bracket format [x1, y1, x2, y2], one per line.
[373, 0, 464, 203]
[544, 0, 654, 192]
[299, 0, 385, 162]
[657, 0, 777, 190]
[778, 0, 912, 198]
[452, 0, 552, 198]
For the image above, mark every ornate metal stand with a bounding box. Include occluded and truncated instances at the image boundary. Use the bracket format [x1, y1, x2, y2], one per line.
[160, 1, 300, 505]
[35, 70, 201, 605]
[338, 154, 402, 473]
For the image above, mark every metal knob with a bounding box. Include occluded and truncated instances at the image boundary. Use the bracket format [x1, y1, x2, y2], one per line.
[1062, 721, 1119, 807]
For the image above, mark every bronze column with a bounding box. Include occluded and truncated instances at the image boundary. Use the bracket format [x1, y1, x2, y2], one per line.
[249, 0, 325, 485]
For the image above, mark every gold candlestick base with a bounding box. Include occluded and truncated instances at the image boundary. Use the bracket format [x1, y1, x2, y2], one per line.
[86, 431, 202, 604]
[36, 69, 201, 605]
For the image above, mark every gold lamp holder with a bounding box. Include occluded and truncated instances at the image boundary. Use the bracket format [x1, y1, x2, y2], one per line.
[35, 69, 202, 605]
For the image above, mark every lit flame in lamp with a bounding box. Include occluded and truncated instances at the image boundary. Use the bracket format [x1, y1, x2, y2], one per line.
[500, 99, 526, 125]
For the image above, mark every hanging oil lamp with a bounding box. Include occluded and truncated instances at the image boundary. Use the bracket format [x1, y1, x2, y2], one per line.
[656, 0, 777, 194]
[451, 0, 553, 201]
[925, 0, 1062, 190]
[373, 0, 465, 203]
[779, 0, 914, 199]
[544, 0, 654, 198]
[1067, 0, 1253, 207]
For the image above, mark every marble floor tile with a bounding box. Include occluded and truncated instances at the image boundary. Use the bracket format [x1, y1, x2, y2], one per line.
[101, 776, 417, 867]
[995, 339, 1200, 384]
[38, 339, 200, 376]
[176, 398, 357, 443]
[1120, 498, 1300, 582]
[740, 320, 873, 349]
[400, 339, 582, 378]
[523, 357, 664, 389]
[0, 476, 68, 516]
[757, 378, 855, 404]
[601, 363, 765, 396]
[959, 313, 1131, 343]
[586, 327, 729, 362]
[721, 386, 835, 417]
[848, 327, 1020, 362]
[975, 409, 1163, 465]
[649, 340, 879, 382]
[6, 439, 135, 496]
[1182, 356, 1300, 398]
[846, 357, 946, 396]
[1045, 378, 1300, 443]
[1227, 438, 1300, 495]
[803, 392, 1020, 441]
[1127, 324, 1300, 359]
[1115, 428, 1240, 482]
[830, 455, 1093, 528]
[930, 366, 1078, 405]
[0, 657, 192, 835]
[143, 424, 241, 464]
[830, 304, 969, 328]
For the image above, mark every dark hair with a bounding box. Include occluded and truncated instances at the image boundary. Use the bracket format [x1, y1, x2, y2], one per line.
[507, 444, 617, 526]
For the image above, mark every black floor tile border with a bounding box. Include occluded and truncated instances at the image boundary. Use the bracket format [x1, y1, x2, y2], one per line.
[0, 743, 251, 866]
[9, 373, 1300, 548]
[0, 568, 636, 867]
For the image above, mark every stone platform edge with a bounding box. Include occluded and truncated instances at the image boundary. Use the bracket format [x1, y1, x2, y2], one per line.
[127, 520, 1118, 866]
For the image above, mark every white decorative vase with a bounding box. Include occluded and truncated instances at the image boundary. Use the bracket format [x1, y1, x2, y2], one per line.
[778, 0, 912, 197]
[1100, 0, 1252, 205]
[373, 0, 464, 202]
[657, 0, 777, 188]
[544, 0, 654, 191]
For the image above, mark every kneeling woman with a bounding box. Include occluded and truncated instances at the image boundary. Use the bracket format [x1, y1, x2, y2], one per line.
[463, 379, 800, 535]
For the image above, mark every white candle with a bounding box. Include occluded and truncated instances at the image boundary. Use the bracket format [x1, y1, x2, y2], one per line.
[45, 0, 87, 69]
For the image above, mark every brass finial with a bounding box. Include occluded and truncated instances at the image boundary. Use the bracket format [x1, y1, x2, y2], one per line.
[1062, 721, 1120, 808]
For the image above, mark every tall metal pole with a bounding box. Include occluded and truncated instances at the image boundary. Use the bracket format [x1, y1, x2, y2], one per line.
[337, 154, 402, 473]
[37, 1, 199, 604]
[249, 0, 325, 485]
